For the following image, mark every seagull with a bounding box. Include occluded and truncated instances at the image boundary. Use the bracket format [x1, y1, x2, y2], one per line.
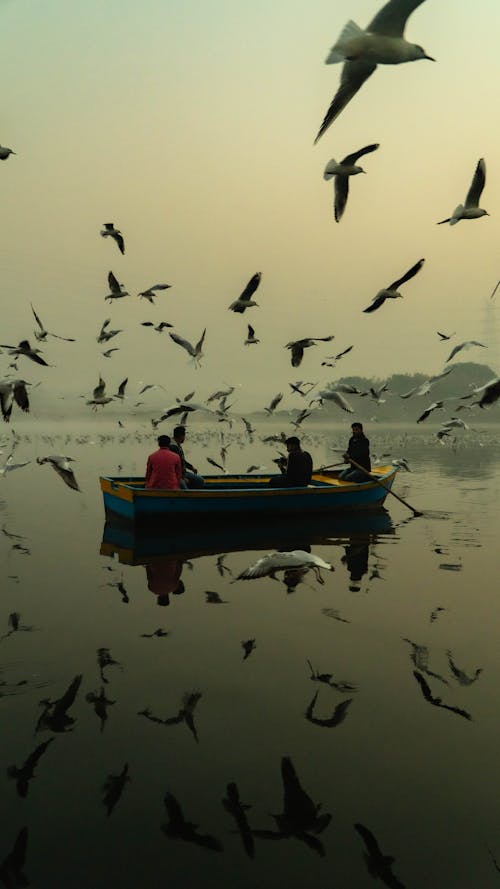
[102, 348, 119, 358]
[363, 258, 425, 313]
[30, 305, 75, 342]
[471, 377, 500, 409]
[141, 321, 173, 332]
[314, 0, 434, 142]
[446, 340, 485, 363]
[100, 223, 125, 254]
[324, 144, 379, 221]
[228, 272, 261, 312]
[264, 392, 283, 415]
[206, 386, 235, 403]
[0, 145, 16, 160]
[97, 319, 122, 343]
[369, 383, 389, 404]
[317, 388, 354, 413]
[86, 376, 113, 410]
[236, 551, 333, 584]
[0, 380, 30, 422]
[285, 336, 335, 367]
[245, 324, 260, 345]
[437, 159, 488, 225]
[0, 450, 31, 477]
[36, 455, 80, 491]
[289, 381, 317, 397]
[437, 331, 455, 341]
[321, 345, 354, 368]
[169, 329, 206, 366]
[113, 378, 128, 400]
[138, 284, 171, 304]
[138, 383, 167, 395]
[0, 340, 50, 366]
[416, 401, 444, 423]
[105, 270, 129, 302]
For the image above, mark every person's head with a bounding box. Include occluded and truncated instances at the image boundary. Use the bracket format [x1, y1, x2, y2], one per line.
[285, 436, 301, 453]
[156, 594, 170, 606]
[157, 434, 170, 448]
[351, 423, 363, 437]
[173, 425, 186, 443]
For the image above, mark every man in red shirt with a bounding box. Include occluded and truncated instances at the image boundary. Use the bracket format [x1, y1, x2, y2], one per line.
[145, 435, 182, 489]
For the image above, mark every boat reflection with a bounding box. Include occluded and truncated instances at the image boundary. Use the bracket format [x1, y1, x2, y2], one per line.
[100, 509, 395, 567]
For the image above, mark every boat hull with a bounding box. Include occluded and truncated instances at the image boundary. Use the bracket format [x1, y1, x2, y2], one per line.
[100, 468, 398, 524]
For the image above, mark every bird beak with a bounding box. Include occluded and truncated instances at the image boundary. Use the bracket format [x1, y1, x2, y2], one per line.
[424, 54, 436, 61]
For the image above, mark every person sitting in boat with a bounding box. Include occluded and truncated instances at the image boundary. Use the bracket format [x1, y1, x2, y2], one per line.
[145, 435, 182, 490]
[339, 422, 371, 483]
[269, 436, 313, 487]
[169, 426, 204, 489]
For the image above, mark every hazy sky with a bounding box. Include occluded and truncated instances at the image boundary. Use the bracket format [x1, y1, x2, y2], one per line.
[1, 0, 500, 413]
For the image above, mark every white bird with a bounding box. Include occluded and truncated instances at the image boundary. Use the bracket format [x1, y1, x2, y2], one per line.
[471, 378, 500, 410]
[100, 223, 125, 254]
[206, 386, 235, 403]
[30, 305, 75, 342]
[138, 383, 167, 395]
[97, 319, 122, 344]
[363, 258, 425, 313]
[236, 551, 334, 584]
[0, 451, 30, 477]
[446, 341, 485, 363]
[228, 272, 261, 312]
[138, 284, 171, 304]
[324, 144, 379, 221]
[289, 381, 317, 397]
[169, 329, 206, 366]
[437, 159, 488, 225]
[317, 388, 354, 413]
[86, 376, 113, 410]
[37, 455, 80, 491]
[321, 345, 354, 368]
[440, 417, 469, 431]
[0, 339, 50, 367]
[0, 145, 16, 160]
[113, 378, 128, 400]
[264, 392, 283, 415]
[416, 401, 444, 423]
[105, 271, 129, 302]
[245, 324, 260, 345]
[369, 383, 389, 404]
[0, 380, 31, 422]
[315, 0, 434, 142]
[285, 336, 335, 368]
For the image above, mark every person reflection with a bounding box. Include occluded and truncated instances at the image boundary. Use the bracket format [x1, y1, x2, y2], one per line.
[145, 558, 185, 607]
[341, 536, 369, 591]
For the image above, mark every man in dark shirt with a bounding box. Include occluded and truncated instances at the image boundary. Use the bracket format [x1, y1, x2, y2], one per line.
[339, 422, 371, 482]
[169, 426, 204, 489]
[269, 436, 313, 487]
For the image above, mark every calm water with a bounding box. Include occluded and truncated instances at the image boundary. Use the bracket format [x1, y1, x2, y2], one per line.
[1, 420, 500, 888]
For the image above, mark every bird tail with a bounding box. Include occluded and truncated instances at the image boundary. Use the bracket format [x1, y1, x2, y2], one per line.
[449, 205, 463, 225]
[325, 21, 364, 64]
[323, 159, 338, 180]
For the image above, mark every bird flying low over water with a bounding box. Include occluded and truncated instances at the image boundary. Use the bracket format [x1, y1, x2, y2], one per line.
[30, 304, 75, 342]
[245, 324, 260, 345]
[285, 336, 335, 367]
[169, 329, 206, 366]
[264, 392, 283, 415]
[416, 401, 444, 423]
[324, 144, 379, 221]
[437, 159, 488, 225]
[36, 455, 81, 491]
[471, 377, 500, 409]
[97, 319, 122, 343]
[100, 223, 125, 254]
[237, 551, 333, 584]
[446, 340, 485, 363]
[228, 272, 261, 312]
[138, 283, 171, 303]
[363, 258, 425, 313]
[0, 340, 51, 366]
[141, 321, 173, 332]
[314, 0, 434, 143]
[105, 270, 129, 302]
[317, 388, 354, 413]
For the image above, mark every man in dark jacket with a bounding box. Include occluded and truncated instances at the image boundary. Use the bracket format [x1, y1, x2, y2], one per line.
[269, 436, 313, 487]
[339, 422, 371, 482]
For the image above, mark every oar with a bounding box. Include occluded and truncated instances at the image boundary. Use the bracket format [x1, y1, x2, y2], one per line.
[346, 457, 423, 517]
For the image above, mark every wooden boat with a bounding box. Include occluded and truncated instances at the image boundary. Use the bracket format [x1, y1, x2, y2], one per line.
[100, 466, 399, 524]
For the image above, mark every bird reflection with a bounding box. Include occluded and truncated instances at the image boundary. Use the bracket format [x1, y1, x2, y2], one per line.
[307, 660, 357, 692]
[0, 827, 29, 888]
[429, 606, 446, 624]
[216, 554, 232, 578]
[354, 823, 406, 889]
[97, 648, 122, 685]
[222, 782, 254, 858]
[253, 757, 331, 856]
[7, 739, 54, 798]
[282, 566, 310, 592]
[1, 613, 34, 641]
[162, 791, 223, 851]
[305, 691, 353, 728]
[86, 686, 116, 732]
[446, 650, 483, 686]
[413, 671, 472, 721]
[403, 639, 449, 685]
[36, 674, 83, 733]
[102, 763, 130, 816]
[205, 590, 228, 604]
[140, 628, 169, 638]
[321, 608, 351, 624]
[241, 639, 256, 660]
[138, 691, 202, 742]
[104, 575, 129, 604]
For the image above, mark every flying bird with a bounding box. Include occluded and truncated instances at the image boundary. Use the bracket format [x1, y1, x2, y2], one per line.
[264, 392, 283, 415]
[245, 324, 260, 345]
[314, 0, 434, 142]
[97, 319, 122, 343]
[30, 304, 75, 342]
[113, 378, 128, 400]
[236, 551, 333, 584]
[437, 158, 488, 225]
[0, 339, 50, 366]
[0, 144, 16, 160]
[324, 144, 379, 221]
[317, 388, 354, 413]
[446, 340, 485, 362]
[285, 336, 335, 367]
[138, 283, 172, 304]
[36, 455, 81, 491]
[416, 401, 444, 423]
[105, 270, 129, 302]
[100, 223, 125, 254]
[471, 377, 500, 409]
[437, 331, 455, 341]
[354, 823, 406, 889]
[141, 321, 173, 332]
[0, 380, 31, 422]
[228, 272, 261, 312]
[363, 258, 425, 313]
[169, 329, 206, 366]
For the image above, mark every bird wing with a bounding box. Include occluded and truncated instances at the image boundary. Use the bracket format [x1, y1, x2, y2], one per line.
[367, 0, 428, 36]
[464, 158, 486, 208]
[13, 383, 29, 413]
[342, 143, 380, 165]
[290, 343, 304, 367]
[195, 328, 206, 355]
[238, 272, 261, 303]
[314, 61, 376, 143]
[334, 176, 350, 222]
[363, 294, 386, 313]
[336, 345, 353, 359]
[94, 376, 106, 398]
[354, 823, 383, 857]
[108, 271, 121, 293]
[169, 332, 194, 356]
[117, 378, 128, 397]
[150, 283, 171, 291]
[51, 461, 81, 491]
[387, 258, 425, 290]
[247, 324, 255, 338]
[0, 387, 14, 421]
[114, 232, 125, 254]
[30, 304, 44, 331]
